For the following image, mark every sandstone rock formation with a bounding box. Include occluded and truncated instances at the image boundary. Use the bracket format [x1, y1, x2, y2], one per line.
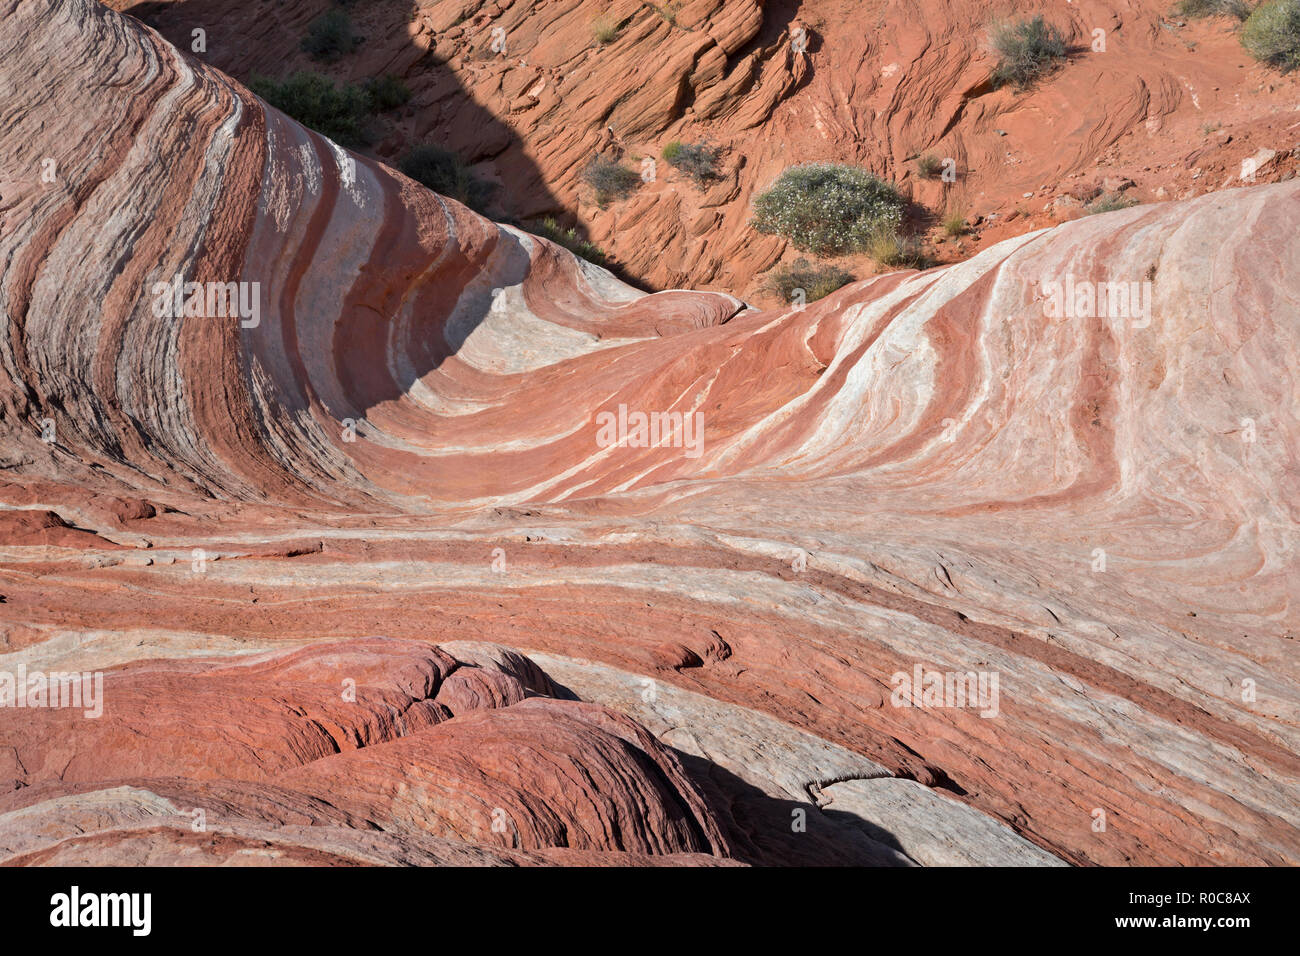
[102, 0, 1300, 297]
[0, 0, 1297, 866]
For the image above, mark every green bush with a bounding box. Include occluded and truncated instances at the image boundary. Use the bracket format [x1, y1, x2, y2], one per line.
[301, 9, 360, 63]
[1175, 0, 1253, 19]
[750, 162, 905, 256]
[364, 74, 410, 112]
[250, 71, 373, 147]
[530, 217, 607, 265]
[1085, 191, 1139, 215]
[990, 15, 1068, 89]
[942, 208, 967, 236]
[763, 258, 855, 303]
[582, 156, 642, 206]
[1241, 0, 1300, 71]
[864, 225, 932, 268]
[663, 141, 723, 186]
[399, 146, 495, 213]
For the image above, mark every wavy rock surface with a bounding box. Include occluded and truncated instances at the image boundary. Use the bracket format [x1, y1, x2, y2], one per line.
[0, 0, 1297, 866]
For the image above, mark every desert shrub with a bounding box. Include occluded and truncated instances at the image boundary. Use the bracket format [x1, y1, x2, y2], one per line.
[364, 74, 410, 112]
[1085, 191, 1139, 214]
[400, 146, 495, 213]
[942, 208, 967, 236]
[1241, 0, 1300, 71]
[916, 154, 944, 178]
[864, 225, 932, 268]
[530, 218, 607, 265]
[250, 71, 372, 147]
[663, 141, 723, 185]
[763, 258, 855, 303]
[990, 15, 1068, 89]
[751, 162, 905, 256]
[582, 156, 642, 206]
[593, 17, 622, 44]
[1176, 0, 1253, 19]
[653, 1, 683, 26]
[301, 9, 360, 63]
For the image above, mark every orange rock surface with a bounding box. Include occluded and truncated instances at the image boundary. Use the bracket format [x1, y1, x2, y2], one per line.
[103, 0, 1300, 298]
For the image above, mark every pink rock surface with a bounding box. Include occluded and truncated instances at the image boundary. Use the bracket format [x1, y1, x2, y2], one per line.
[0, 639, 732, 862]
[0, 0, 1296, 866]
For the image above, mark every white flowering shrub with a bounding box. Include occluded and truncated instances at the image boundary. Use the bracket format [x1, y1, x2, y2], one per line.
[751, 163, 904, 256]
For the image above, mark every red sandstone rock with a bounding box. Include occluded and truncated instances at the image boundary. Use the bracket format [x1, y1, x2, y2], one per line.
[0, 0, 1296, 868]
[0, 640, 732, 861]
[100, 0, 1300, 297]
[0, 510, 122, 549]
